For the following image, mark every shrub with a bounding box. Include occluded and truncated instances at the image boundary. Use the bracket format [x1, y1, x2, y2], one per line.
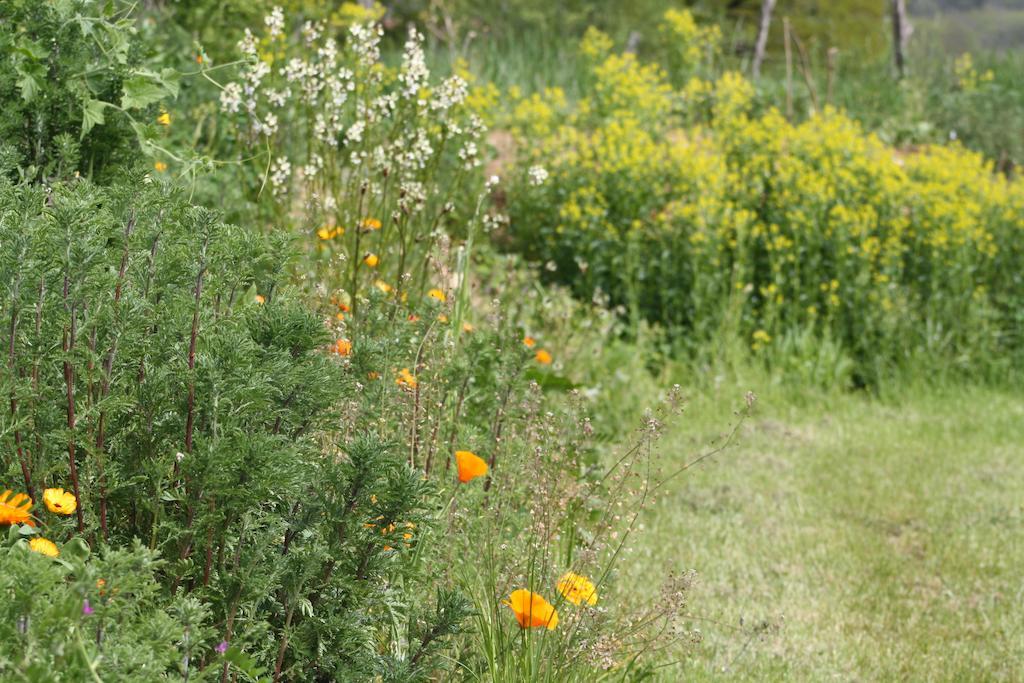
[0, 174, 470, 679]
[505, 25, 1024, 385]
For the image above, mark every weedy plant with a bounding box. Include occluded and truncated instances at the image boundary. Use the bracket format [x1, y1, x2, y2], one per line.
[197, 11, 490, 319]
[0, 0, 186, 184]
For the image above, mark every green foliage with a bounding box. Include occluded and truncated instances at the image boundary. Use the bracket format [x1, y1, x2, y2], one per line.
[0, 0, 181, 182]
[0, 534, 191, 680]
[0, 175, 469, 679]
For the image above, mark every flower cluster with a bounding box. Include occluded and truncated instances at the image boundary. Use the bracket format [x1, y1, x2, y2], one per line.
[214, 9, 488, 304]
[0, 488, 78, 557]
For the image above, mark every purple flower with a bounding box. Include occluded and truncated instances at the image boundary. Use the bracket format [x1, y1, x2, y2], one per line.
[216, 640, 229, 654]
[82, 599, 94, 616]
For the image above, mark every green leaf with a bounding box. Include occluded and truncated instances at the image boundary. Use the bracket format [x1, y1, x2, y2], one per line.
[159, 68, 182, 99]
[224, 646, 269, 681]
[15, 64, 44, 103]
[62, 537, 91, 562]
[121, 69, 181, 110]
[15, 38, 50, 61]
[121, 75, 166, 110]
[81, 99, 107, 139]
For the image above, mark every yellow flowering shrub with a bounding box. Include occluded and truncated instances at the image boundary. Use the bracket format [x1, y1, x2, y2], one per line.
[507, 30, 1024, 383]
[657, 8, 721, 83]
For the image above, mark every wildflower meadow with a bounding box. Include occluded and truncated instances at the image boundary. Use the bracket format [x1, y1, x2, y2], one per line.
[1, 1, 1022, 681]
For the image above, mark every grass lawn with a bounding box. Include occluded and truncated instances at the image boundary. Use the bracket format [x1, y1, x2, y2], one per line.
[625, 382, 1024, 681]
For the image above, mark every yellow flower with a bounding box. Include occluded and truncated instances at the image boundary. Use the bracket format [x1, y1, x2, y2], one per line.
[255, 294, 266, 304]
[557, 572, 598, 606]
[503, 590, 558, 630]
[0, 490, 34, 526]
[427, 288, 446, 303]
[363, 253, 379, 267]
[462, 322, 474, 333]
[29, 537, 59, 557]
[374, 280, 393, 294]
[396, 367, 417, 389]
[154, 161, 168, 173]
[522, 336, 536, 348]
[454, 450, 488, 483]
[157, 111, 171, 126]
[43, 488, 77, 515]
[535, 349, 553, 365]
[360, 217, 382, 231]
[317, 226, 334, 240]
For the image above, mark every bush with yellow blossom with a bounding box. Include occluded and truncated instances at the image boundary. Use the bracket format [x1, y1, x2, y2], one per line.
[506, 13, 1024, 385]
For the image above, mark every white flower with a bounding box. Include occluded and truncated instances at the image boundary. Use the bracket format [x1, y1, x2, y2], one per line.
[398, 28, 429, 100]
[459, 141, 480, 169]
[265, 6, 285, 38]
[219, 82, 243, 113]
[238, 29, 258, 58]
[346, 121, 365, 144]
[528, 165, 549, 186]
[247, 61, 270, 87]
[349, 23, 382, 68]
[261, 112, 279, 137]
[284, 58, 308, 83]
[266, 88, 290, 108]
[486, 175, 500, 190]
[432, 75, 468, 111]
[270, 156, 291, 194]
[302, 20, 321, 46]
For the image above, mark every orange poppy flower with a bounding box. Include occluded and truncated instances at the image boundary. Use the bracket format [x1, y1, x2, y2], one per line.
[557, 572, 598, 606]
[0, 490, 34, 526]
[360, 217, 382, 231]
[503, 590, 558, 630]
[535, 349, 553, 365]
[454, 450, 488, 483]
[255, 294, 266, 304]
[396, 368, 417, 389]
[408, 314, 420, 323]
[333, 339, 352, 356]
[462, 322, 474, 333]
[523, 336, 536, 348]
[43, 488, 77, 515]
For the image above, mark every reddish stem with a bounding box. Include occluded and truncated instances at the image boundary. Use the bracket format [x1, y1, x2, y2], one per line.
[63, 289, 84, 533]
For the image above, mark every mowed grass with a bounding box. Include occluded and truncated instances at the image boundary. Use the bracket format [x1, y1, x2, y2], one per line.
[624, 381, 1024, 681]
